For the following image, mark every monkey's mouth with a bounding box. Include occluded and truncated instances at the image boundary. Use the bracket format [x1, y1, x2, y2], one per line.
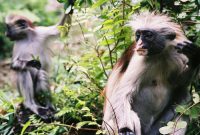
[136, 48, 148, 56]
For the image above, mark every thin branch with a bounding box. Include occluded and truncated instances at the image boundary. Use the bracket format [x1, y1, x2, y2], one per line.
[74, 15, 86, 41]
[82, 71, 103, 90]
[110, 0, 116, 7]
[182, 20, 200, 24]
[95, 46, 109, 79]
[104, 36, 114, 68]
[122, 0, 126, 47]
[103, 94, 120, 132]
[172, 102, 200, 135]
[124, 2, 133, 8]
[103, 120, 115, 135]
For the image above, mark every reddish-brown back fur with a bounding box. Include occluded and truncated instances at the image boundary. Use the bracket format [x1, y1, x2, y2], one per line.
[117, 43, 135, 73]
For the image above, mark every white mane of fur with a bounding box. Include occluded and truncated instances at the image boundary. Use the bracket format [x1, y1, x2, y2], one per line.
[129, 12, 189, 43]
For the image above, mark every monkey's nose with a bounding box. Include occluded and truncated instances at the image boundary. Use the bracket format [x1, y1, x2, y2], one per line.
[137, 39, 143, 46]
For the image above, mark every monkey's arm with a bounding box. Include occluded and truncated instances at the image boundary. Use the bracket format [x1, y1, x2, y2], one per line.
[42, 2, 75, 38]
[38, 13, 71, 38]
[176, 42, 200, 68]
[11, 58, 27, 71]
[149, 107, 176, 135]
[11, 58, 41, 71]
[58, 13, 70, 26]
[103, 89, 141, 135]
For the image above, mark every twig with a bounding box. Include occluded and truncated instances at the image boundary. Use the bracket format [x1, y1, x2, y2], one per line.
[172, 102, 200, 135]
[103, 94, 120, 133]
[95, 46, 109, 79]
[182, 21, 200, 24]
[104, 36, 114, 68]
[110, 0, 116, 7]
[81, 71, 102, 90]
[103, 120, 115, 135]
[124, 2, 133, 8]
[74, 15, 86, 41]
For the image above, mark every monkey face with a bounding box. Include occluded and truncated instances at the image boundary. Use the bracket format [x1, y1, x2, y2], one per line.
[135, 28, 176, 56]
[6, 19, 28, 41]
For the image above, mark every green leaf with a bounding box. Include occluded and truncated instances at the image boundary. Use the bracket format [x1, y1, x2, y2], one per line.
[167, 121, 175, 127]
[55, 107, 73, 117]
[103, 19, 114, 25]
[20, 121, 31, 135]
[84, 112, 93, 117]
[159, 126, 173, 134]
[176, 121, 187, 129]
[180, 0, 189, 2]
[96, 130, 103, 135]
[189, 106, 200, 119]
[88, 122, 98, 126]
[92, 0, 108, 8]
[175, 105, 188, 114]
[81, 107, 90, 111]
[101, 25, 113, 30]
[87, 0, 93, 5]
[0, 125, 6, 130]
[192, 93, 200, 103]
[96, 130, 106, 135]
[57, 0, 66, 3]
[65, 5, 72, 14]
[76, 100, 86, 108]
[76, 121, 90, 129]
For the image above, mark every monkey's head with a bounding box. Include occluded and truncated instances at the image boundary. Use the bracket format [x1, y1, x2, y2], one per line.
[5, 14, 34, 41]
[129, 12, 189, 56]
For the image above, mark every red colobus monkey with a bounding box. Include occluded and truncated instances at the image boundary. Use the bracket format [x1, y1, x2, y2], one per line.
[5, 13, 69, 119]
[103, 12, 200, 135]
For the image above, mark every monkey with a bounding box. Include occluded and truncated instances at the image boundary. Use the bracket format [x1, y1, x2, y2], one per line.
[103, 12, 200, 135]
[5, 12, 70, 119]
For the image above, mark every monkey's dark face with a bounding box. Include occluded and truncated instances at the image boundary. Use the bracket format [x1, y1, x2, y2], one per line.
[135, 28, 176, 56]
[6, 19, 28, 41]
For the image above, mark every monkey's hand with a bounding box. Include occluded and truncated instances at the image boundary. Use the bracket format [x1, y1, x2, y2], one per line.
[11, 59, 27, 71]
[117, 109, 140, 135]
[119, 128, 136, 135]
[175, 41, 200, 67]
[26, 60, 41, 70]
[104, 107, 140, 135]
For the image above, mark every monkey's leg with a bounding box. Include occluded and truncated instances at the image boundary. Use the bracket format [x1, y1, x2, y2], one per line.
[149, 106, 188, 135]
[17, 70, 50, 119]
[148, 107, 176, 135]
[103, 93, 141, 135]
[35, 70, 55, 111]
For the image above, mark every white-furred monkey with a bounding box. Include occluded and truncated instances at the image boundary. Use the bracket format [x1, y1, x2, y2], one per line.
[103, 12, 200, 135]
[5, 11, 70, 119]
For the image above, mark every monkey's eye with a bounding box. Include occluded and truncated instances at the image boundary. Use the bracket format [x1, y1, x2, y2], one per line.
[144, 31, 153, 39]
[16, 19, 27, 29]
[135, 31, 140, 41]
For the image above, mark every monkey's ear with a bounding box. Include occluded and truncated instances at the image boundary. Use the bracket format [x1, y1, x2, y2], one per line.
[160, 28, 176, 40]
